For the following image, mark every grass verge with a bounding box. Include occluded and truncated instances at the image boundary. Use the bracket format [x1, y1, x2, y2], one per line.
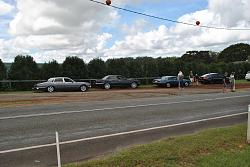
[65, 124, 250, 167]
[236, 80, 250, 84]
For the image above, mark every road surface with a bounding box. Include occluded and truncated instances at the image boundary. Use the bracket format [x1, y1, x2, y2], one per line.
[0, 91, 249, 167]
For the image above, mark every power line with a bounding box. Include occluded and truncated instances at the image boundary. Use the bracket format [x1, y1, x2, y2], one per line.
[89, 0, 250, 31]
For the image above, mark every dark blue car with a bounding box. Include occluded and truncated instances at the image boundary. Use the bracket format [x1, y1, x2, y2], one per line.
[153, 76, 191, 88]
[95, 75, 140, 90]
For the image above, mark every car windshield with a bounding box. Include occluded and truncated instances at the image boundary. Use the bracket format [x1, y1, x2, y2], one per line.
[161, 76, 168, 80]
[48, 78, 54, 82]
[201, 74, 209, 77]
[102, 76, 109, 80]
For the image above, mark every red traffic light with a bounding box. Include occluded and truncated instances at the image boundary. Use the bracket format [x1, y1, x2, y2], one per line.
[196, 21, 200, 26]
[106, 0, 111, 5]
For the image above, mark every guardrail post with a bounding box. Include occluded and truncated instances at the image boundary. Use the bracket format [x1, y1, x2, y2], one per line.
[247, 105, 250, 144]
[56, 131, 62, 167]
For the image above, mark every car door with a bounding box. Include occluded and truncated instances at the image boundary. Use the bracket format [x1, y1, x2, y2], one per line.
[64, 78, 75, 90]
[170, 76, 179, 86]
[53, 78, 65, 90]
[117, 75, 130, 87]
[213, 74, 223, 83]
[108, 76, 120, 87]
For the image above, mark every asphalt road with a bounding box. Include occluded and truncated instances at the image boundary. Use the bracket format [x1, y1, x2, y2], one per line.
[0, 91, 250, 167]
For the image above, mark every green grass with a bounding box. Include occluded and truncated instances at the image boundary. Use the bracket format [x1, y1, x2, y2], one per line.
[65, 124, 250, 167]
[236, 80, 250, 84]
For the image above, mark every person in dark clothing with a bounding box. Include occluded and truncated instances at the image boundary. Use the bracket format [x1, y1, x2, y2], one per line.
[223, 72, 228, 93]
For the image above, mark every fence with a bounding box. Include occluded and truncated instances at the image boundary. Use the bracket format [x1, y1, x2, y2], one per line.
[0, 77, 159, 91]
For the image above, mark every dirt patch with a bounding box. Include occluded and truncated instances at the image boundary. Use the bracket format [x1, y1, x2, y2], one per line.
[0, 83, 249, 108]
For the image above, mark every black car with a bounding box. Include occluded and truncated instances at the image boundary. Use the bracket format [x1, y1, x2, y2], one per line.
[199, 73, 229, 84]
[95, 75, 140, 89]
[153, 76, 191, 88]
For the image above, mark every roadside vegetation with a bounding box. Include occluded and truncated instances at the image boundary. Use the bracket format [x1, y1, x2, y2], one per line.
[0, 43, 250, 91]
[236, 80, 250, 84]
[65, 124, 250, 167]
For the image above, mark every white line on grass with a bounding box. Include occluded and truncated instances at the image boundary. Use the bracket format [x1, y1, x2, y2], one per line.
[0, 94, 249, 120]
[0, 111, 247, 154]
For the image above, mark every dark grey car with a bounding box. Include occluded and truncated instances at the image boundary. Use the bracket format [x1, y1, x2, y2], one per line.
[33, 77, 91, 92]
[95, 75, 140, 89]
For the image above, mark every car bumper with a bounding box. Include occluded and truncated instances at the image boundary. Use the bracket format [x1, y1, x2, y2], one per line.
[94, 82, 105, 87]
[153, 82, 164, 86]
[32, 87, 47, 91]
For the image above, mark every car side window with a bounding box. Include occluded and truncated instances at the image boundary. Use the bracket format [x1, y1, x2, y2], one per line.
[109, 76, 118, 80]
[64, 78, 73, 82]
[117, 76, 126, 80]
[54, 78, 63, 82]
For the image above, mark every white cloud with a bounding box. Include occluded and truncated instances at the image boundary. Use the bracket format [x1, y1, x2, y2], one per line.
[104, 0, 250, 59]
[1, 0, 250, 63]
[3, 0, 119, 62]
[0, 0, 13, 16]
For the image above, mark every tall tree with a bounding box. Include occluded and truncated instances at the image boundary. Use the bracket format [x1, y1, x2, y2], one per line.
[0, 59, 6, 80]
[62, 56, 88, 79]
[40, 60, 62, 79]
[88, 58, 106, 78]
[9, 55, 39, 80]
[218, 43, 250, 62]
[181, 51, 218, 63]
[106, 58, 129, 76]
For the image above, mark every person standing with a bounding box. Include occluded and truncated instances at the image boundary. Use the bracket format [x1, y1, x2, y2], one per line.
[177, 71, 184, 89]
[195, 74, 199, 86]
[229, 72, 235, 92]
[189, 71, 194, 85]
[223, 72, 228, 93]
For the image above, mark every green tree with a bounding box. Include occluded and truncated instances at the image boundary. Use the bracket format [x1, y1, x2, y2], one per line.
[218, 43, 250, 62]
[156, 57, 177, 76]
[62, 56, 88, 79]
[106, 58, 129, 76]
[0, 59, 6, 80]
[9, 55, 39, 80]
[88, 58, 106, 78]
[40, 60, 62, 79]
[181, 51, 218, 63]
[8, 55, 40, 90]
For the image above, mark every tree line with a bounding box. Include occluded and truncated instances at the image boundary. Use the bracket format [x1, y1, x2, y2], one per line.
[0, 43, 250, 90]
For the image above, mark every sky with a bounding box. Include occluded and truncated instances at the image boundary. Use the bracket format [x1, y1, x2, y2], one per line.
[0, 0, 250, 63]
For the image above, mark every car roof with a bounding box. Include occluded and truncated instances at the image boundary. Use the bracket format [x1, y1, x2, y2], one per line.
[162, 76, 176, 78]
[106, 75, 122, 77]
[49, 77, 71, 79]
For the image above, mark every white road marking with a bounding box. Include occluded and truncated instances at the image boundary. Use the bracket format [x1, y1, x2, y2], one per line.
[0, 94, 250, 120]
[0, 111, 247, 154]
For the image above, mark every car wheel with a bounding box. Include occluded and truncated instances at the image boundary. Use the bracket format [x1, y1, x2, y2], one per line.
[80, 85, 87, 92]
[166, 83, 171, 88]
[184, 82, 189, 87]
[104, 83, 111, 90]
[47, 86, 55, 93]
[131, 82, 138, 89]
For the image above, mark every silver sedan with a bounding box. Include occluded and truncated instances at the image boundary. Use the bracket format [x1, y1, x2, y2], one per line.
[33, 77, 91, 92]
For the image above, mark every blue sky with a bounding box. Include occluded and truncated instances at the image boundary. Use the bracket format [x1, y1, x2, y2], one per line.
[0, 0, 250, 63]
[103, 0, 208, 47]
